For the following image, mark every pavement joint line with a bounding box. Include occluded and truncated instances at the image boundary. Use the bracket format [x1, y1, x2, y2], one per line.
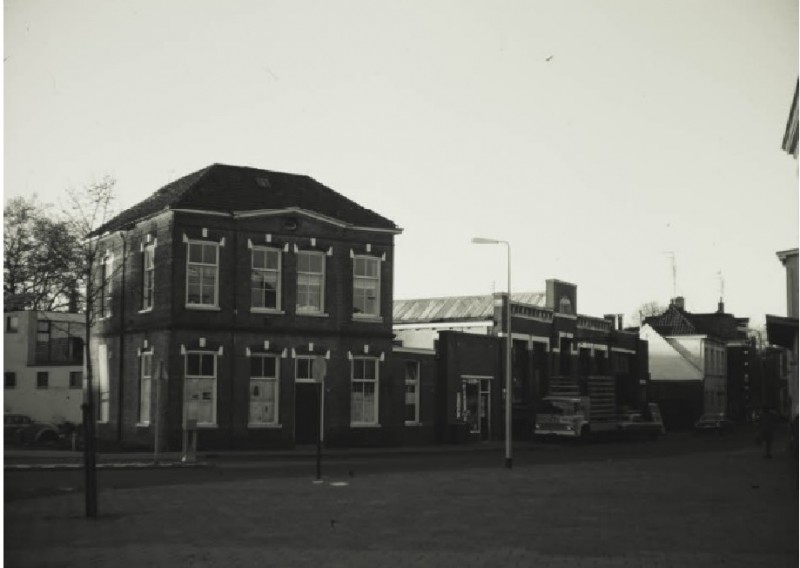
[4, 461, 211, 471]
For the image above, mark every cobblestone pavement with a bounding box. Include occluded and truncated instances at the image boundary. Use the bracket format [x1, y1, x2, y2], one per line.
[5, 444, 797, 567]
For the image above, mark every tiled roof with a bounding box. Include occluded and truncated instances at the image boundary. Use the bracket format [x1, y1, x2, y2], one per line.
[393, 292, 546, 323]
[644, 304, 748, 341]
[90, 164, 400, 236]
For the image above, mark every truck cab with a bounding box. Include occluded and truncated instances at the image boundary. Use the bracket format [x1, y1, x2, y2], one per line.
[534, 396, 591, 438]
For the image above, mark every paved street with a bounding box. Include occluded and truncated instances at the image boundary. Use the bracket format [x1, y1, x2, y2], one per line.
[4, 435, 798, 567]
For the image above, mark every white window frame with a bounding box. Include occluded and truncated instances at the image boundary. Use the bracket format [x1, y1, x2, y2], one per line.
[185, 240, 220, 309]
[404, 360, 421, 425]
[184, 350, 217, 427]
[249, 354, 280, 427]
[295, 355, 318, 383]
[353, 255, 381, 318]
[99, 254, 113, 319]
[97, 344, 110, 423]
[350, 356, 380, 427]
[296, 250, 325, 315]
[251, 246, 282, 313]
[141, 241, 155, 312]
[138, 351, 153, 425]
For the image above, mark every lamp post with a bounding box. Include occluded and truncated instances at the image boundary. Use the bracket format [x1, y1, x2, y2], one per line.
[471, 237, 512, 469]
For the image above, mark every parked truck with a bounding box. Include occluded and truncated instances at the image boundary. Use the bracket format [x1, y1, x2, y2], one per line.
[534, 376, 664, 441]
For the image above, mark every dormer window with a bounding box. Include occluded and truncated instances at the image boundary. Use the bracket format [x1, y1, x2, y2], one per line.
[559, 296, 573, 315]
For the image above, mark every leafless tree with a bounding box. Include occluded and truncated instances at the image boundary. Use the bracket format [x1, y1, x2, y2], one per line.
[630, 301, 667, 327]
[61, 176, 119, 519]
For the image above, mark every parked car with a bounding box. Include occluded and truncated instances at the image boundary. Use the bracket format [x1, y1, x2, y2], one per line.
[693, 413, 734, 433]
[617, 412, 663, 440]
[4, 413, 63, 445]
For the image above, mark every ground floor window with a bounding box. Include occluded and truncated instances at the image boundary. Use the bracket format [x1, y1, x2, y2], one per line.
[351, 357, 379, 425]
[185, 351, 217, 426]
[139, 351, 153, 424]
[250, 354, 279, 425]
[404, 361, 420, 424]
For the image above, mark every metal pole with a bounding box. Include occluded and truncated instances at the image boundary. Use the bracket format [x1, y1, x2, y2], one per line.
[505, 242, 512, 469]
[153, 361, 163, 464]
[316, 381, 323, 481]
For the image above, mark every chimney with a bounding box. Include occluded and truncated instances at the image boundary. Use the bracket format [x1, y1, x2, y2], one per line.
[617, 314, 624, 330]
[717, 300, 724, 314]
[672, 296, 685, 310]
[604, 314, 617, 330]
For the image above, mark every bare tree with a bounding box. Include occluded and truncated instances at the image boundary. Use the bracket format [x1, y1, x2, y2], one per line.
[61, 176, 118, 519]
[630, 301, 667, 327]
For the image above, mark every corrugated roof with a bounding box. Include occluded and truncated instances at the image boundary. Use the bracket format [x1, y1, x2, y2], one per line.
[90, 164, 400, 236]
[393, 292, 546, 323]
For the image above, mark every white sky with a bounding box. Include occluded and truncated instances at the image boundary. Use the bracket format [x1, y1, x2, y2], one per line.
[4, 0, 798, 325]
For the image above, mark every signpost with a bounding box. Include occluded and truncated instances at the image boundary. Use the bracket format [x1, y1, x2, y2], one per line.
[312, 356, 327, 481]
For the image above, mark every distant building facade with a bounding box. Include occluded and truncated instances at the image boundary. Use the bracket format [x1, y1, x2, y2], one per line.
[393, 280, 648, 442]
[641, 297, 750, 429]
[87, 164, 404, 450]
[766, 248, 799, 420]
[3, 310, 85, 424]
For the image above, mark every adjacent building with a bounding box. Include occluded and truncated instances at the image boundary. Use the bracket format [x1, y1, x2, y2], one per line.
[3, 310, 85, 424]
[86, 164, 404, 450]
[640, 297, 749, 429]
[766, 248, 799, 421]
[393, 280, 649, 443]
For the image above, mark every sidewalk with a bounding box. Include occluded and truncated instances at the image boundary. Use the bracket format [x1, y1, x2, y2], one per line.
[3, 440, 536, 470]
[5, 439, 797, 568]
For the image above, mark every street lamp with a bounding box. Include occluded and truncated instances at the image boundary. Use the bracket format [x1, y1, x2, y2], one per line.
[471, 237, 512, 469]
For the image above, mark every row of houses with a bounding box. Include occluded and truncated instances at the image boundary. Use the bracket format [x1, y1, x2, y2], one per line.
[3, 163, 793, 449]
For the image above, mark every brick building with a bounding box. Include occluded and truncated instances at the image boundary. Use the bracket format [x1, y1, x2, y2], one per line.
[87, 164, 403, 450]
[393, 279, 648, 443]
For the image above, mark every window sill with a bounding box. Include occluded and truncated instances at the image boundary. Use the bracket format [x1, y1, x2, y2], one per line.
[352, 314, 383, 323]
[251, 308, 285, 315]
[350, 423, 382, 428]
[296, 311, 329, 318]
[185, 305, 221, 311]
[404, 421, 423, 427]
[248, 423, 282, 429]
[135, 422, 150, 428]
[195, 424, 218, 429]
[138, 308, 153, 314]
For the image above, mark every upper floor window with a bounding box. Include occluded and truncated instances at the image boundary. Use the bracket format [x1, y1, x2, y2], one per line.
[5, 315, 19, 333]
[184, 351, 217, 426]
[34, 319, 83, 365]
[98, 255, 113, 319]
[296, 251, 325, 314]
[36, 371, 49, 389]
[186, 241, 219, 308]
[5, 372, 17, 389]
[353, 256, 380, 317]
[142, 242, 155, 311]
[251, 247, 281, 311]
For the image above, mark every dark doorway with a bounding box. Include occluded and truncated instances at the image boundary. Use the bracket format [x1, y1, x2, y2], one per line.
[294, 382, 320, 445]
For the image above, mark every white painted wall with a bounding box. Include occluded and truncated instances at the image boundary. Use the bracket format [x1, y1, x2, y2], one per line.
[3, 311, 84, 424]
[639, 324, 703, 381]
